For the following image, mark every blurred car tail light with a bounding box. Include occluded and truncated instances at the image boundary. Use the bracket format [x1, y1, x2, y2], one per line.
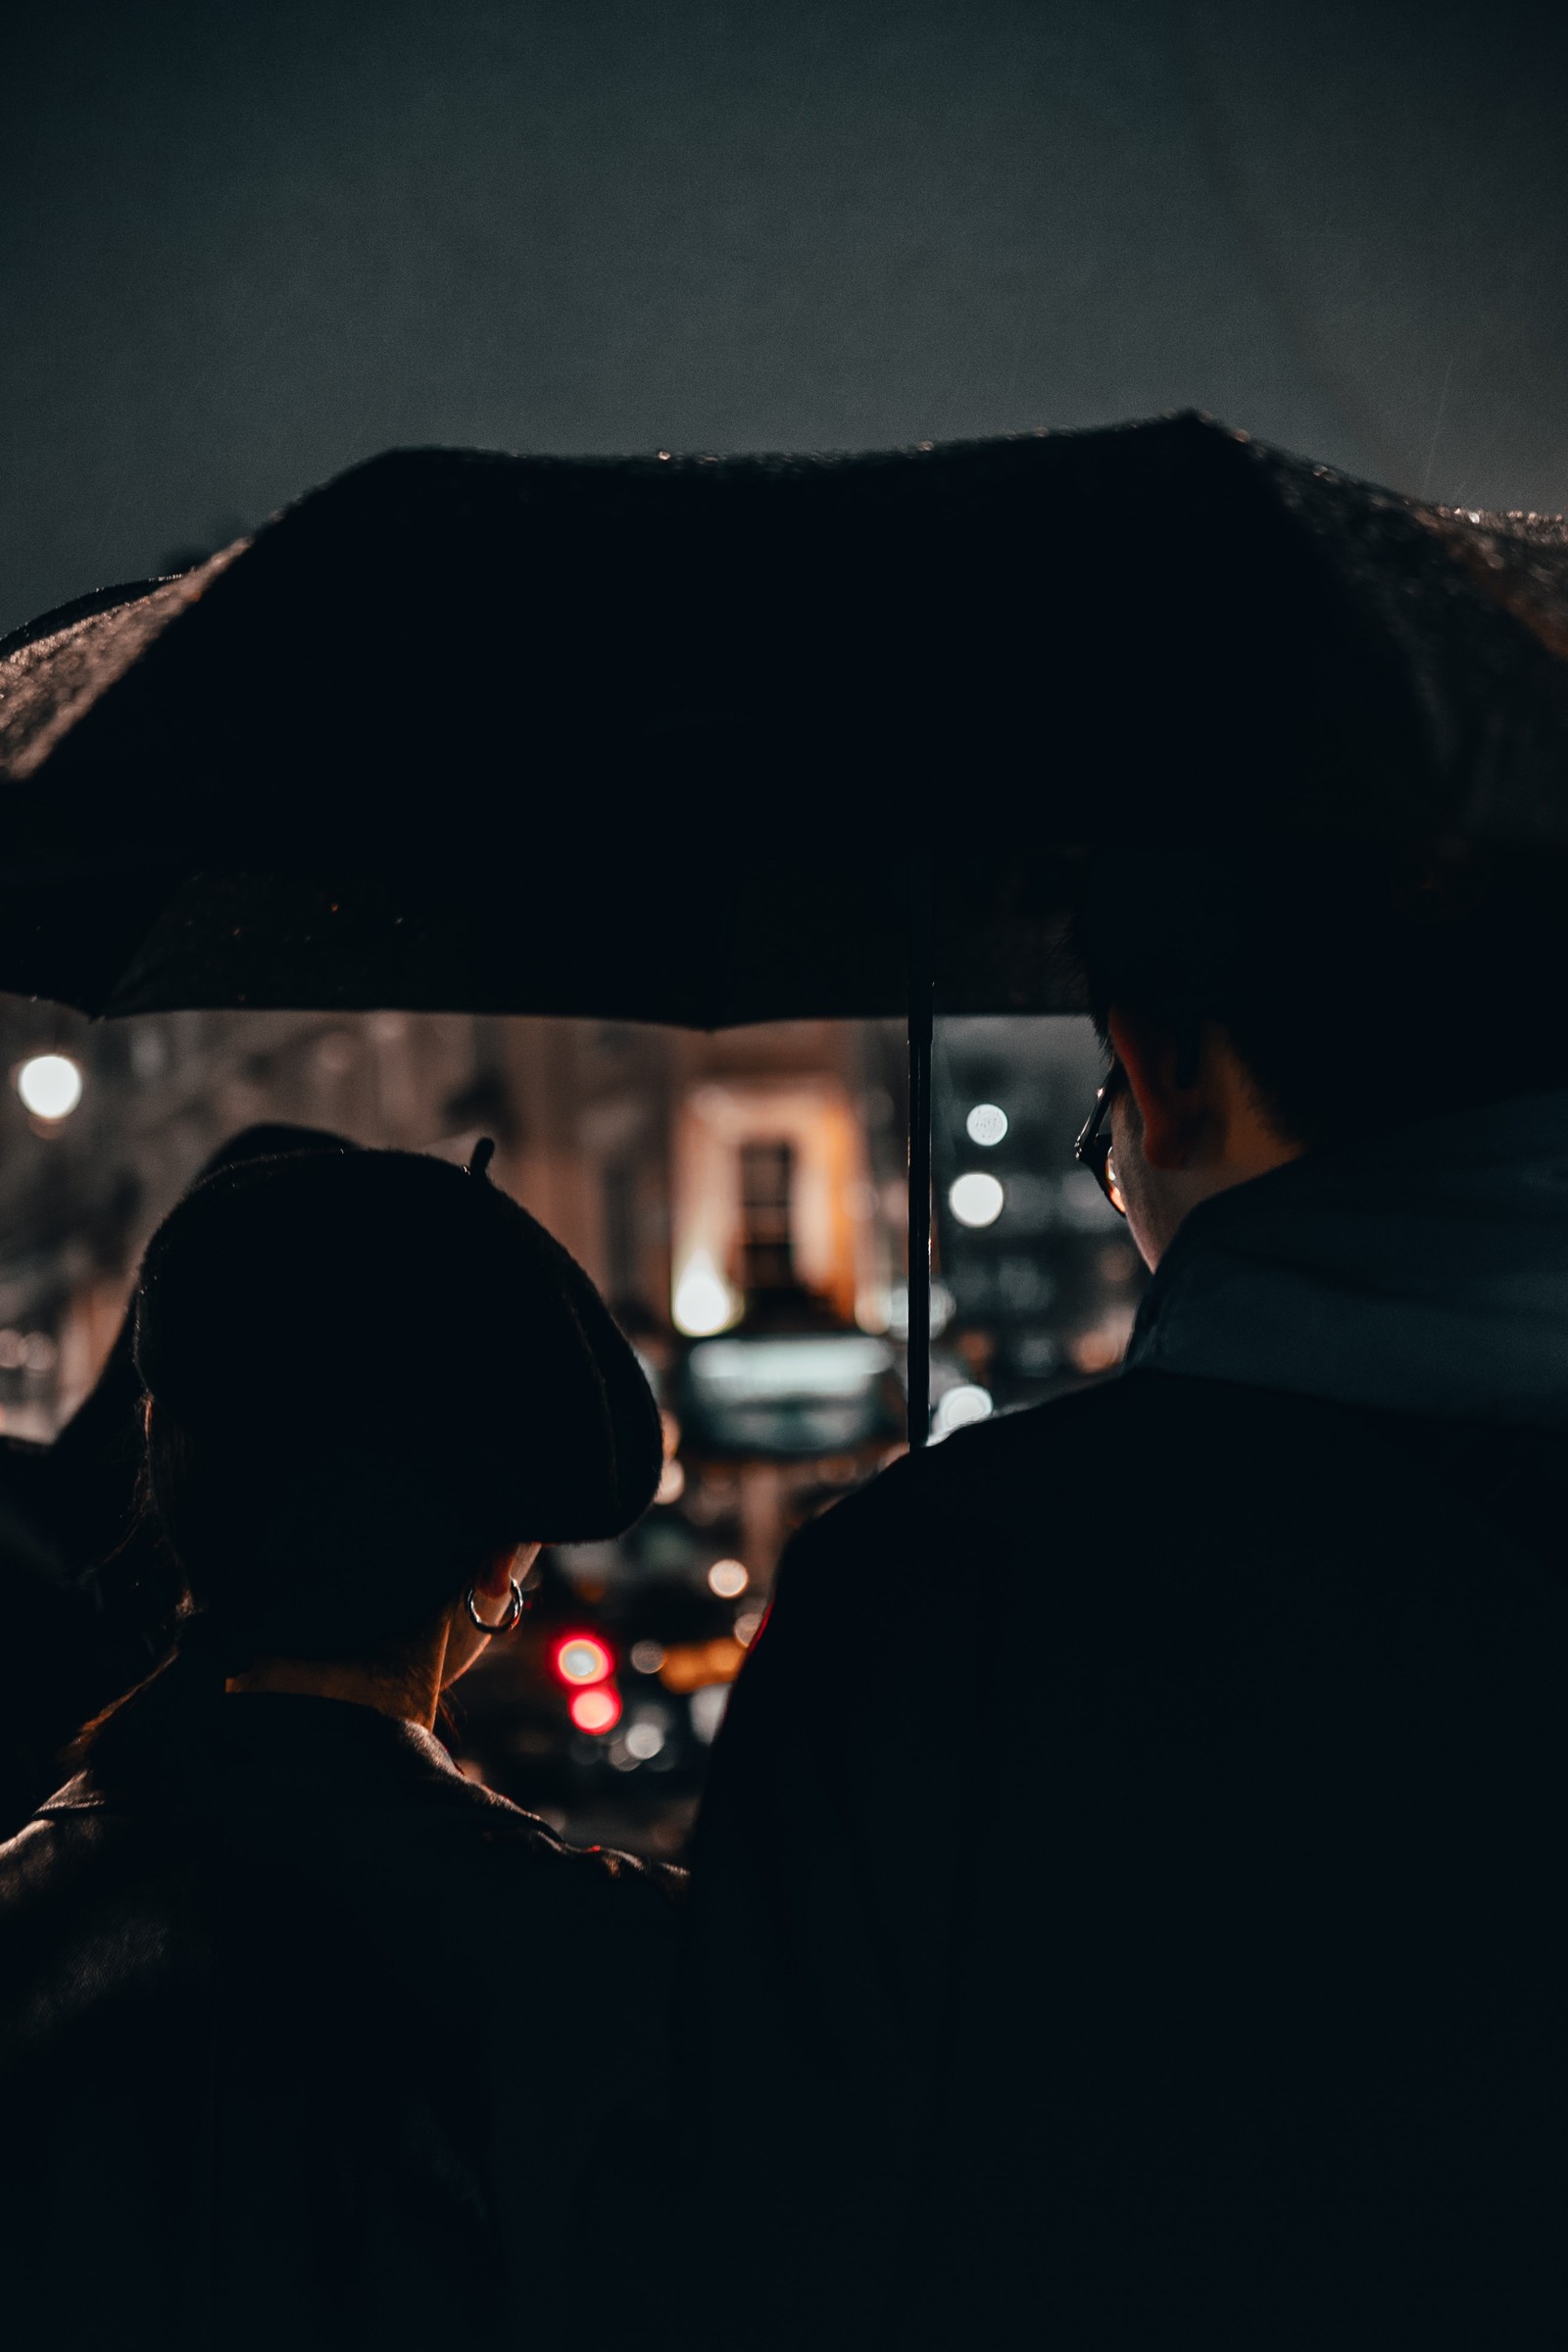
[554, 1634, 612, 1687]
[569, 1684, 622, 1735]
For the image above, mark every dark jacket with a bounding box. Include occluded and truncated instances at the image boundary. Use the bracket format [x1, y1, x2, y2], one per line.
[0, 1354, 180, 1837]
[684, 1098, 1568, 2348]
[0, 1693, 680, 2351]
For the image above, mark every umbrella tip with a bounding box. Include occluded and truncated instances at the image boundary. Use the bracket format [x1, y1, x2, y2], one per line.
[467, 1136, 496, 1181]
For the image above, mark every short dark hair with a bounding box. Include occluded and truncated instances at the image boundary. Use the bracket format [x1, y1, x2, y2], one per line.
[1070, 838, 1568, 1149]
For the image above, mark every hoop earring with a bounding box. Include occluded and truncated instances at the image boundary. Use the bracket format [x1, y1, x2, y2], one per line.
[466, 1576, 525, 1637]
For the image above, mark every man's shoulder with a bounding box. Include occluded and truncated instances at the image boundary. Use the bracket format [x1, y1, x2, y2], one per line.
[787, 1369, 1397, 1594]
[806, 1370, 1245, 1538]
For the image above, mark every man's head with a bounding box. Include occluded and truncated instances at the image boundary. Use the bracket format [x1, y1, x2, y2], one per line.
[1071, 838, 1568, 1269]
[1080, 1020, 1298, 1269]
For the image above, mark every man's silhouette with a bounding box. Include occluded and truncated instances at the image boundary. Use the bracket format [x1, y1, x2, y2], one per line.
[685, 841, 1568, 2348]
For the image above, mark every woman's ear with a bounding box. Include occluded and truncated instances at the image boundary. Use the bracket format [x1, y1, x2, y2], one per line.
[472, 1540, 541, 1600]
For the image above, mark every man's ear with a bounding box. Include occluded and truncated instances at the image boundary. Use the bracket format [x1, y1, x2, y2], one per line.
[1106, 1008, 1204, 1170]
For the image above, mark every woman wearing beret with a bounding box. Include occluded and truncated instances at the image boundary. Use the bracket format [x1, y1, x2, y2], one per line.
[0, 1142, 675, 2352]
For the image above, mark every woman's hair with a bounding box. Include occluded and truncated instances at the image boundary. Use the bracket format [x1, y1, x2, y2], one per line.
[84, 1144, 662, 1780]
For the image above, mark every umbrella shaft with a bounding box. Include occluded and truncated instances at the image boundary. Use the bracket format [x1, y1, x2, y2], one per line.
[907, 845, 934, 1448]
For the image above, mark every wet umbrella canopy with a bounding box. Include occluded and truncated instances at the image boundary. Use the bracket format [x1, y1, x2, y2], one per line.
[5, 413, 1568, 1022]
[3, 412, 1567, 1436]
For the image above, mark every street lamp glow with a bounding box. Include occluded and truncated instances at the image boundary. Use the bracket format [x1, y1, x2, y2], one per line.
[16, 1054, 83, 1120]
[949, 1171, 1004, 1228]
[672, 1249, 737, 1337]
[965, 1102, 1008, 1147]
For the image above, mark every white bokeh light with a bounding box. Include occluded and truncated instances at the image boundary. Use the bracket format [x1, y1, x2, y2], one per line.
[655, 1456, 687, 1505]
[949, 1171, 1004, 1228]
[889, 1280, 955, 1340]
[708, 1558, 750, 1599]
[932, 1383, 994, 1440]
[17, 1054, 83, 1121]
[690, 1685, 730, 1743]
[672, 1248, 737, 1337]
[965, 1102, 1008, 1147]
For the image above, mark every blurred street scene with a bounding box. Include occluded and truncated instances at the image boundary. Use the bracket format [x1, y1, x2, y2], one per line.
[0, 1003, 1137, 1854]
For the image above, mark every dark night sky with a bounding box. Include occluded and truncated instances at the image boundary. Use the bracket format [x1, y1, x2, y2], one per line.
[3, 0, 1565, 633]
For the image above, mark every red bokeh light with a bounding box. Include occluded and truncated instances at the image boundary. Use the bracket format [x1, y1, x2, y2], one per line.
[554, 1634, 612, 1688]
[569, 1683, 622, 1735]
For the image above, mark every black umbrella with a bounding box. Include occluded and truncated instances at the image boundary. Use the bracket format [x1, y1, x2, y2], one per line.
[3, 412, 1567, 1440]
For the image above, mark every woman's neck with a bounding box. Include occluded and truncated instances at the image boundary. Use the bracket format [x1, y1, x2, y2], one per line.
[225, 1653, 440, 1731]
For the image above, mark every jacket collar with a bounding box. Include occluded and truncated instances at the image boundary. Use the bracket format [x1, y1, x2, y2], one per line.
[1125, 1085, 1568, 1428]
[41, 1691, 468, 1814]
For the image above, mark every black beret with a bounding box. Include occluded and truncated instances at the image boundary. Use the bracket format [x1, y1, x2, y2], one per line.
[134, 1145, 662, 1546]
